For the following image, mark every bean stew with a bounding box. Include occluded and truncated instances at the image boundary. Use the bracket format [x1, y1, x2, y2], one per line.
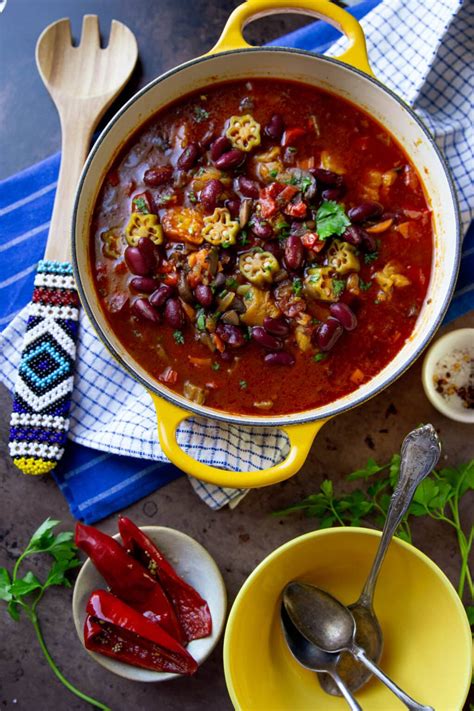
[91, 79, 433, 415]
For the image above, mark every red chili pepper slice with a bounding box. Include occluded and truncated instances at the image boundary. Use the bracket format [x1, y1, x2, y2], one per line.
[75, 523, 184, 643]
[84, 590, 198, 675]
[118, 517, 212, 642]
[281, 127, 306, 147]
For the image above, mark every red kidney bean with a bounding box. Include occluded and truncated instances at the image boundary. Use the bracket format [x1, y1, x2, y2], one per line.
[348, 201, 384, 223]
[251, 218, 273, 239]
[210, 136, 232, 162]
[343, 225, 364, 246]
[362, 232, 377, 253]
[264, 351, 295, 366]
[263, 316, 289, 338]
[238, 176, 259, 199]
[264, 114, 284, 141]
[263, 241, 282, 259]
[137, 237, 158, 263]
[129, 277, 157, 294]
[310, 168, 344, 188]
[143, 166, 172, 187]
[284, 234, 304, 271]
[150, 284, 174, 309]
[225, 199, 241, 219]
[316, 318, 343, 351]
[322, 186, 345, 201]
[216, 322, 245, 348]
[252, 326, 282, 350]
[329, 302, 357, 331]
[199, 125, 215, 149]
[177, 143, 199, 171]
[164, 298, 185, 328]
[194, 284, 213, 307]
[124, 246, 154, 276]
[215, 149, 245, 171]
[200, 179, 224, 212]
[131, 298, 160, 323]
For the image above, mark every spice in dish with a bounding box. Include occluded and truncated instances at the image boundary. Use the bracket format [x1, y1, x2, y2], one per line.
[433, 347, 474, 410]
[91, 79, 433, 415]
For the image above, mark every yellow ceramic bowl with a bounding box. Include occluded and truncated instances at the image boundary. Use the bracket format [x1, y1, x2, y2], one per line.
[224, 528, 472, 710]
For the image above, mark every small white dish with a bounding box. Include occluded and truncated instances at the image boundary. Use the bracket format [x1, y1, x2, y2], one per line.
[72, 525, 227, 681]
[422, 328, 474, 423]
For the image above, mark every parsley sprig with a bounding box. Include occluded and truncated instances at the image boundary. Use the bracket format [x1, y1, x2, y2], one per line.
[0, 519, 109, 709]
[274, 456, 474, 620]
[316, 200, 350, 240]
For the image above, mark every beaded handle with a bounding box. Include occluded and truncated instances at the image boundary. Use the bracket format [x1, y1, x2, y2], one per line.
[9, 260, 80, 475]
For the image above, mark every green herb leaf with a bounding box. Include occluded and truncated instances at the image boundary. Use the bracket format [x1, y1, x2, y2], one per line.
[173, 330, 185, 344]
[10, 571, 42, 597]
[188, 191, 198, 204]
[193, 106, 209, 123]
[239, 229, 249, 246]
[332, 278, 346, 297]
[196, 310, 206, 331]
[29, 518, 61, 551]
[239, 380, 248, 390]
[346, 458, 385, 481]
[313, 353, 328, 362]
[316, 200, 351, 240]
[359, 278, 372, 291]
[269, 169, 279, 179]
[292, 278, 303, 296]
[133, 197, 149, 214]
[211, 362, 220, 371]
[226, 277, 238, 290]
[0, 568, 12, 602]
[364, 251, 379, 264]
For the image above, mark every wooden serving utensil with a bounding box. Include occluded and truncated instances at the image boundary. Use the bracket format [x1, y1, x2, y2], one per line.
[8, 16, 137, 475]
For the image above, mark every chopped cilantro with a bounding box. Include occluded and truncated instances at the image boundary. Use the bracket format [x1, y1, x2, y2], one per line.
[196, 309, 206, 331]
[332, 278, 346, 297]
[292, 278, 303, 297]
[193, 106, 209, 123]
[244, 290, 253, 301]
[284, 175, 299, 185]
[212, 362, 220, 371]
[300, 176, 313, 194]
[133, 197, 149, 213]
[311, 317, 321, 325]
[226, 277, 238, 289]
[188, 191, 198, 204]
[364, 251, 379, 264]
[269, 168, 279, 179]
[239, 380, 248, 389]
[313, 353, 328, 362]
[173, 330, 185, 344]
[359, 279, 372, 291]
[287, 146, 297, 154]
[239, 229, 249, 246]
[244, 325, 252, 340]
[161, 193, 174, 203]
[316, 200, 351, 240]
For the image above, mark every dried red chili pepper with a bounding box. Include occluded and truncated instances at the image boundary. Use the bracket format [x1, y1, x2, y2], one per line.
[118, 516, 212, 642]
[75, 523, 184, 643]
[84, 590, 198, 675]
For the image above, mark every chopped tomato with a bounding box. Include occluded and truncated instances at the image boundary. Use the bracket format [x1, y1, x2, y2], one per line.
[108, 170, 120, 187]
[301, 232, 326, 253]
[113, 261, 128, 275]
[260, 196, 277, 219]
[281, 127, 305, 147]
[163, 273, 178, 286]
[284, 199, 307, 218]
[159, 366, 178, 384]
[276, 185, 299, 207]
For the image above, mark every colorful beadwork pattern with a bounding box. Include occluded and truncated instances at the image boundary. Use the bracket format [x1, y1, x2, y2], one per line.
[9, 260, 79, 475]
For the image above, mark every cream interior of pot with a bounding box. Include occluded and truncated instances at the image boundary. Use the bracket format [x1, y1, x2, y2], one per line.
[73, 48, 460, 426]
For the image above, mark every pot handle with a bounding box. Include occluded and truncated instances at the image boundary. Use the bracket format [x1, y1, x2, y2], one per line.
[208, 0, 373, 76]
[150, 393, 328, 489]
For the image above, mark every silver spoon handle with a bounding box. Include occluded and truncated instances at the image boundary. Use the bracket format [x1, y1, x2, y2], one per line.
[331, 672, 363, 711]
[352, 646, 434, 711]
[359, 424, 441, 607]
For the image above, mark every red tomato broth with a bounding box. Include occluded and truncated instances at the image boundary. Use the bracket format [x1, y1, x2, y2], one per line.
[90, 78, 433, 416]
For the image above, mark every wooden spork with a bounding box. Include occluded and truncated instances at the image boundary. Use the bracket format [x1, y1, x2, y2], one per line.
[8, 16, 137, 475]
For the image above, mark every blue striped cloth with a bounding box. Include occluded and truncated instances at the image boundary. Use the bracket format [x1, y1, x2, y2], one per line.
[0, 0, 472, 523]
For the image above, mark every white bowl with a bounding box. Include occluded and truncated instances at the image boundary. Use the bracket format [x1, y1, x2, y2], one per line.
[72, 525, 227, 681]
[422, 328, 474, 423]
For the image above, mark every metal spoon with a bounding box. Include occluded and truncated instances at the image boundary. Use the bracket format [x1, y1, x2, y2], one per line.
[283, 583, 434, 710]
[319, 423, 441, 695]
[280, 604, 363, 711]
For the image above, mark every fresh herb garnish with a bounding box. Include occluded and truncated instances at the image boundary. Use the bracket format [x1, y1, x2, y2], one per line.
[193, 106, 209, 123]
[196, 310, 206, 331]
[188, 191, 198, 204]
[292, 278, 303, 297]
[364, 251, 379, 264]
[273, 453, 474, 618]
[313, 352, 328, 362]
[300, 176, 313, 194]
[133, 197, 149, 214]
[173, 330, 185, 344]
[332, 278, 346, 297]
[316, 200, 351, 240]
[239, 229, 249, 246]
[269, 168, 279, 179]
[239, 380, 248, 389]
[0, 519, 109, 710]
[244, 291, 253, 301]
[211, 362, 220, 371]
[359, 278, 372, 291]
[287, 146, 297, 154]
[226, 277, 238, 290]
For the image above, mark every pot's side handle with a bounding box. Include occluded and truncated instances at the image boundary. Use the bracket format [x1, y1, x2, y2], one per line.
[150, 393, 328, 489]
[208, 0, 373, 76]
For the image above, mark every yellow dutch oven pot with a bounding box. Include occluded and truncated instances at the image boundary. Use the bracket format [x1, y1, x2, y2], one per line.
[72, 0, 460, 488]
